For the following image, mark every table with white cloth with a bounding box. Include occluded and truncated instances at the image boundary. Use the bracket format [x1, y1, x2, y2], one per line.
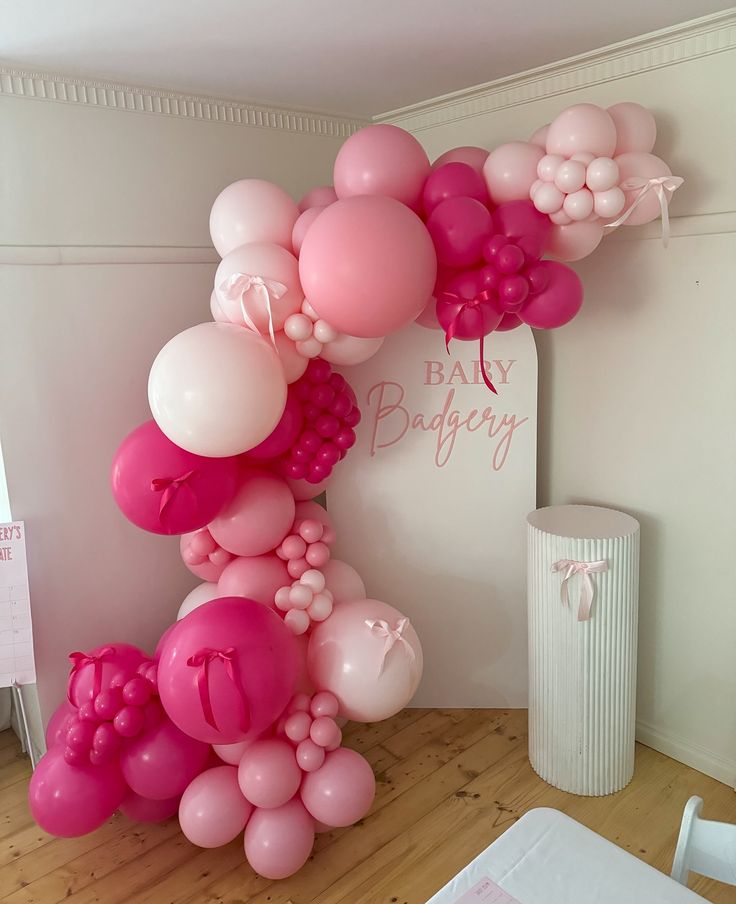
[426, 808, 707, 903]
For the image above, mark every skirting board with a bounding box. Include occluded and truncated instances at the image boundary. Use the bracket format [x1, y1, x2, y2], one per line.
[636, 719, 736, 789]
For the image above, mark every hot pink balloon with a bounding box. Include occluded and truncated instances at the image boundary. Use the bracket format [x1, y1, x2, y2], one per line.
[547, 222, 604, 262]
[320, 333, 384, 367]
[432, 146, 489, 175]
[119, 790, 180, 823]
[608, 102, 657, 155]
[298, 185, 337, 212]
[217, 553, 289, 609]
[29, 747, 127, 837]
[427, 196, 492, 269]
[308, 598, 423, 722]
[244, 394, 304, 461]
[518, 260, 583, 329]
[67, 643, 147, 708]
[546, 103, 617, 158]
[299, 195, 436, 338]
[157, 597, 298, 744]
[496, 312, 523, 332]
[436, 269, 503, 341]
[179, 765, 253, 848]
[243, 797, 315, 879]
[291, 206, 325, 256]
[300, 747, 375, 827]
[492, 200, 552, 258]
[333, 124, 430, 208]
[238, 738, 302, 809]
[45, 700, 77, 749]
[111, 420, 239, 535]
[483, 142, 544, 204]
[614, 152, 673, 226]
[321, 558, 367, 604]
[208, 468, 295, 557]
[422, 162, 489, 215]
[209, 179, 299, 257]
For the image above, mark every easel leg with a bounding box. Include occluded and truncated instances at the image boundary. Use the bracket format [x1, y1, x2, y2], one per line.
[11, 682, 38, 769]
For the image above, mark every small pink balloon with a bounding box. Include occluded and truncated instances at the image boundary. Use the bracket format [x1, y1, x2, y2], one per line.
[119, 790, 181, 823]
[310, 691, 339, 719]
[298, 185, 337, 212]
[432, 146, 489, 174]
[546, 103, 617, 158]
[547, 222, 604, 262]
[322, 558, 366, 604]
[554, 160, 586, 193]
[529, 123, 549, 149]
[285, 711, 312, 743]
[310, 716, 341, 750]
[238, 738, 302, 809]
[518, 260, 583, 329]
[422, 162, 489, 215]
[179, 533, 232, 582]
[45, 701, 77, 750]
[483, 142, 544, 204]
[300, 747, 375, 827]
[244, 797, 315, 880]
[113, 705, 145, 738]
[607, 102, 657, 155]
[217, 553, 289, 609]
[296, 738, 326, 772]
[532, 182, 564, 214]
[292, 206, 325, 256]
[179, 765, 253, 848]
[562, 188, 594, 221]
[593, 187, 625, 218]
[209, 179, 299, 257]
[537, 154, 564, 182]
[586, 157, 619, 192]
[285, 608, 311, 635]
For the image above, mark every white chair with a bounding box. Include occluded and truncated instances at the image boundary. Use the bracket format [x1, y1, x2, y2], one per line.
[671, 796, 736, 888]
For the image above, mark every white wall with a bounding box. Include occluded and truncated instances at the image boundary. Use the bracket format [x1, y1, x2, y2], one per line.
[384, 25, 736, 784]
[0, 87, 353, 731]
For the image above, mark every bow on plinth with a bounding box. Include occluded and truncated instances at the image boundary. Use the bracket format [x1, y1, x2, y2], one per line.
[67, 645, 117, 704]
[441, 290, 497, 394]
[603, 176, 684, 247]
[186, 647, 250, 733]
[150, 470, 196, 520]
[365, 617, 417, 677]
[551, 559, 608, 621]
[219, 272, 288, 346]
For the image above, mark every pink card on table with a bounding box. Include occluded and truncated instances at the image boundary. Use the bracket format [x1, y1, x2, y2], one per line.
[453, 877, 521, 904]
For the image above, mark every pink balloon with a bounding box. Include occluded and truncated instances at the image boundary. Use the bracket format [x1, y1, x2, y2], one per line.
[212, 735, 261, 764]
[29, 746, 127, 837]
[243, 797, 315, 879]
[217, 553, 289, 609]
[209, 179, 299, 257]
[110, 420, 238, 536]
[547, 222, 604, 262]
[427, 197, 493, 268]
[422, 162, 489, 215]
[483, 142, 544, 204]
[308, 599, 423, 722]
[180, 532, 233, 582]
[299, 196, 436, 338]
[209, 468, 295, 557]
[614, 152, 672, 225]
[518, 261, 583, 329]
[298, 185, 337, 212]
[120, 715, 209, 800]
[245, 394, 304, 461]
[179, 765, 253, 847]
[492, 200, 552, 257]
[210, 290, 229, 323]
[546, 103, 617, 158]
[320, 334, 384, 367]
[608, 102, 656, 155]
[432, 146, 489, 175]
[45, 700, 77, 749]
[529, 124, 549, 149]
[284, 474, 331, 501]
[321, 558, 366, 604]
[294, 500, 332, 532]
[157, 597, 298, 744]
[238, 738, 302, 808]
[67, 643, 147, 708]
[291, 206, 325, 256]
[300, 747, 375, 827]
[148, 323, 287, 458]
[274, 330, 308, 384]
[119, 790, 180, 823]
[333, 124, 430, 208]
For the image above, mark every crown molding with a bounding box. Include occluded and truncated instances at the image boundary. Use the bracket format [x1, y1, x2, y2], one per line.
[376, 10, 736, 131]
[0, 67, 367, 137]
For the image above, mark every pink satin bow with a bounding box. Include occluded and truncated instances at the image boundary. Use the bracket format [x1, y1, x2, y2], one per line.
[150, 470, 196, 520]
[67, 645, 116, 704]
[365, 617, 417, 676]
[186, 647, 250, 734]
[442, 290, 498, 394]
[219, 272, 288, 346]
[603, 175, 684, 247]
[551, 559, 608, 621]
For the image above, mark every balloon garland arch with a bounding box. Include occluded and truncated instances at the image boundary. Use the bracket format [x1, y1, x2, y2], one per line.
[30, 104, 681, 879]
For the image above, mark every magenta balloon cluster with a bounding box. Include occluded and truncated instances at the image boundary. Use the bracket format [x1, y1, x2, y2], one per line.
[32, 101, 680, 879]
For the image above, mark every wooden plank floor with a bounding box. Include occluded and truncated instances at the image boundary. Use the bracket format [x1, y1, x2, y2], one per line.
[1, 710, 734, 903]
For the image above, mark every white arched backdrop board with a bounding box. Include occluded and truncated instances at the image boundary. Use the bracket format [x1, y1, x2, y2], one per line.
[327, 323, 537, 708]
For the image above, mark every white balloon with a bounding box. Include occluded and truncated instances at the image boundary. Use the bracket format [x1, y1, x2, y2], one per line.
[178, 582, 219, 620]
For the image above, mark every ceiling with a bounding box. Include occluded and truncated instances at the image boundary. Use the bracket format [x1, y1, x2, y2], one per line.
[0, 1, 730, 118]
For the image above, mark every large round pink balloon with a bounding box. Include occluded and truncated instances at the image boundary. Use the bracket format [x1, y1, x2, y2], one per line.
[518, 261, 583, 329]
[547, 222, 604, 262]
[67, 643, 147, 708]
[546, 104, 617, 158]
[320, 334, 384, 366]
[298, 185, 337, 212]
[299, 196, 436, 338]
[291, 207, 325, 256]
[179, 765, 253, 847]
[209, 179, 299, 257]
[244, 797, 315, 879]
[483, 142, 544, 204]
[614, 152, 672, 226]
[238, 738, 302, 809]
[148, 323, 287, 458]
[217, 553, 289, 609]
[308, 599, 423, 722]
[157, 597, 298, 744]
[333, 124, 430, 208]
[608, 102, 656, 155]
[209, 468, 295, 557]
[294, 500, 332, 532]
[29, 747, 127, 837]
[111, 420, 239, 535]
[432, 146, 489, 175]
[321, 558, 367, 604]
[300, 747, 375, 827]
[119, 790, 181, 823]
[45, 700, 77, 749]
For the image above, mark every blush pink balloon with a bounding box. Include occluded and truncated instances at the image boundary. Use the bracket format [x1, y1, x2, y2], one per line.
[274, 331, 309, 384]
[67, 643, 148, 708]
[333, 124, 430, 208]
[244, 797, 315, 879]
[294, 500, 332, 532]
[179, 765, 253, 847]
[529, 123, 550, 148]
[547, 222, 604, 262]
[209, 179, 299, 257]
[29, 747, 127, 837]
[427, 196, 493, 268]
[299, 195, 436, 338]
[614, 152, 673, 226]
[111, 420, 239, 536]
[298, 185, 337, 212]
[45, 700, 77, 749]
[291, 207, 325, 256]
[157, 597, 298, 744]
[608, 102, 657, 155]
[546, 103, 617, 158]
[210, 290, 229, 323]
[422, 162, 489, 215]
[308, 598, 423, 722]
[483, 142, 544, 204]
[300, 747, 375, 827]
[217, 553, 289, 609]
[414, 296, 442, 331]
[238, 738, 302, 808]
[212, 734, 263, 765]
[120, 716, 209, 800]
[518, 260, 583, 329]
[285, 475, 331, 501]
[119, 790, 180, 823]
[432, 146, 489, 175]
[180, 533, 233, 582]
[321, 558, 367, 604]
[320, 333, 384, 366]
[244, 394, 304, 461]
[208, 468, 295, 557]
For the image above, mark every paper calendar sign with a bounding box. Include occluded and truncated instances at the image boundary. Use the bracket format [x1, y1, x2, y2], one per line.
[0, 521, 36, 686]
[453, 878, 521, 903]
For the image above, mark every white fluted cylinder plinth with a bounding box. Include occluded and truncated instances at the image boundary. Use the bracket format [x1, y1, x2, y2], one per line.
[527, 505, 640, 796]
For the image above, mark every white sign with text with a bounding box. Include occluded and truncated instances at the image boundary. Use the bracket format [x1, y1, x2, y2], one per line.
[327, 324, 537, 707]
[0, 521, 36, 687]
